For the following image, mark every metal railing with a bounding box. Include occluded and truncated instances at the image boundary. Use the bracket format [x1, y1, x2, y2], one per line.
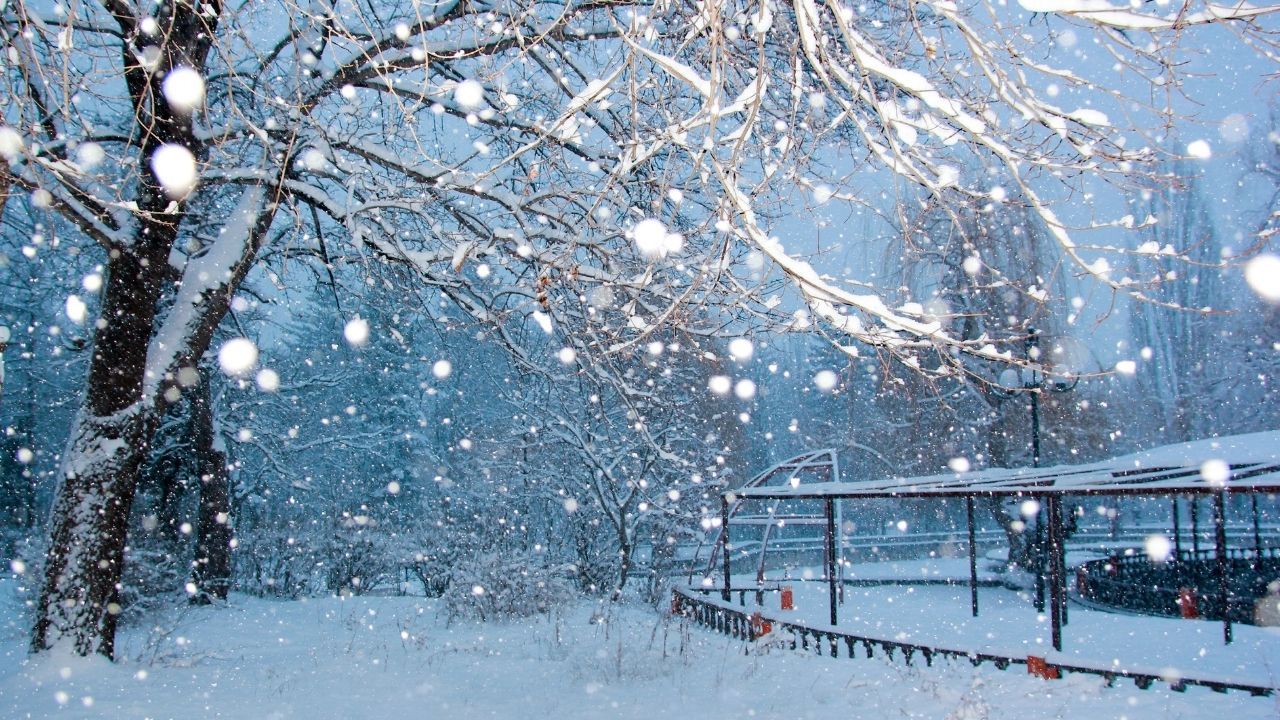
[672, 585, 1276, 697]
[1076, 547, 1280, 623]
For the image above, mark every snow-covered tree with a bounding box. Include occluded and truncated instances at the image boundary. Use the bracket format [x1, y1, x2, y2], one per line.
[1, 0, 1275, 658]
[1126, 161, 1228, 442]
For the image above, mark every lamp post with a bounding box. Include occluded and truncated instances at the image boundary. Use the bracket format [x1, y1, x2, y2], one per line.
[996, 328, 1078, 468]
[994, 328, 1077, 614]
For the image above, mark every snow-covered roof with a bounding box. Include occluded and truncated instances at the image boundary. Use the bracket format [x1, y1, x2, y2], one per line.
[732, 430, 1280, 500]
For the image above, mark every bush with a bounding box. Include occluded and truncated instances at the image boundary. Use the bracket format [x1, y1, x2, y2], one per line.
[405, 546, 456, 598]
[234, 528, 317, 599]
[319, 528, 396, 595]
[119, 536, 190, 624]
[442, 551, 576, 622]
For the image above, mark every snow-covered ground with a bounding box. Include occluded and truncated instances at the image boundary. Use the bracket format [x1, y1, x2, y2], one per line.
[1, 578, 1278, 719]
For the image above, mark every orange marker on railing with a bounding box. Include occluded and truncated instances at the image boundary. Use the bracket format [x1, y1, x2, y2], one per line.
[1178, 588, 1199, 619]
[781, 585, 794, 611]
[749, 611, 772, 638]
[1027, 656, 1060, 680]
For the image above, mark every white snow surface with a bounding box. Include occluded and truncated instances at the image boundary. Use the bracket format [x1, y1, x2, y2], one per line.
[0, 579, 1276, 718]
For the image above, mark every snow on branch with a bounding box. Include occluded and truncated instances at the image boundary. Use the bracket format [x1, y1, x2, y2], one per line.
[144, 185, 270, 400]
[1018, 0, 1280, 29]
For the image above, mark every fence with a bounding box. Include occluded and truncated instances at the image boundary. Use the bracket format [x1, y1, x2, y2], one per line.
[1077, 547, 1280, 623]
[672, 585, 1276, 697]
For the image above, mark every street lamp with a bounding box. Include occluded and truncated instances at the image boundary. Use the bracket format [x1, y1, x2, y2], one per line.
[994, 327, 1078, 469]
[992, 327, 1078, 614]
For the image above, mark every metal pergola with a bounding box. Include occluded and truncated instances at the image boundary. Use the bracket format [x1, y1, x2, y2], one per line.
[705, 449, 842, 582]
[720, 431, 1280, 650]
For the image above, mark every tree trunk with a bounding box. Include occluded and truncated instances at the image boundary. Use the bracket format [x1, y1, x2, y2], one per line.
[32, 234, 172, 657]
[612, 527, 632, 602]
[189, 365, 233, 604]
[32, 408, 155, 658]
[983, 497, 1035, 571]
[28, 0, 220, 656]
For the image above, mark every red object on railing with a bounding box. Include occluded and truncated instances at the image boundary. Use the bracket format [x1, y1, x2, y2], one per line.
[1027, 655, 1060, 680]
[781, 585, 794, 611]
[749, 611, 772, 638]
[1178, 588, 1199, 619]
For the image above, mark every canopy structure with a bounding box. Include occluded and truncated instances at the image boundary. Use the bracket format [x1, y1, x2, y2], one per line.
[718, 431, 1280, 650]
[733, 431, 1280, 502]
[706, 449, 842, 587]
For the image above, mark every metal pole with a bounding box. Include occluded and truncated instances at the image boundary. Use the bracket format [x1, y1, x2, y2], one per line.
[1029, 363, 1046, 613]
[1252, 494, 1262, 560]
[1047, 495, 1064, 651]
[1059, 502, 1069, 627]
[1191, 498, 1201, 555]
[1172, 496, 1182, 559]
[1033, 504, 1046, 613]
[967, 497, 979, 617]
[720, 495, 731, 602]
[1025, 327, 1042, 471]
[825, 498, 838, 627]
[1030, 389, 1041, 469]
[1214, 492, 1232, 644]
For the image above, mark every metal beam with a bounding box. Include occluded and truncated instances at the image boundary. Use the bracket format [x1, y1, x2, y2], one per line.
[720, 495, 731, 602]
[825, 497, 838, 627]
[1253, 494, 1262, 559]
[1172, 496, 1182, 558]
[1214, 492, 1231, 644]
[1034, 502, 1045, 613]
[1059, 501, 1069, 627]
[1192, 498, 1201, 554]
[967, 497, 979, 617]
[1047, 495, 1064, 651]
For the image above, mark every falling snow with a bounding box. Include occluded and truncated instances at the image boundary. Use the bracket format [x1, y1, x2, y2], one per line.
[1, 2, 1277, 718]
[161, 67, 206, 113]
[217, 337, 258, 376]
[150, 144, 198, 199]
[453, 79, 485, 109]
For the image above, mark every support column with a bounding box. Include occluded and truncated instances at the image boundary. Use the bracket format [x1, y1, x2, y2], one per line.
[825, 497, 838, 627]
[1046, 495, 1064, 651]
[1034, 503, 1046, 613]
[1191, 498, 1201, 555]
[720, 495, 731, 603]
[1252, 495, 1262, 561]
[967, 497, 979, 617]
[1059, 502, 1069, 627]
[1214, 492, 1231, 644]
[1172, 497, 1182, 559]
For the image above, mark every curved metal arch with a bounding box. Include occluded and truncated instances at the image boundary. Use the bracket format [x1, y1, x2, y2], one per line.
[702, 449, 841, 583]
